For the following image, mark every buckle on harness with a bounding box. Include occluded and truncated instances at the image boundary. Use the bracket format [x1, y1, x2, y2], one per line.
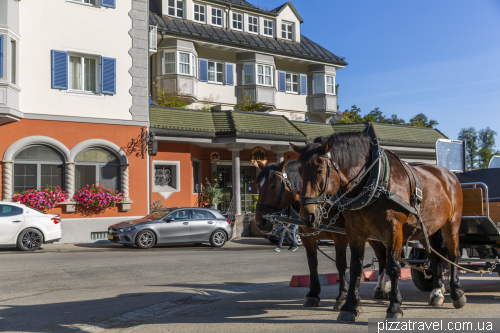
[416, 188, 423, 200]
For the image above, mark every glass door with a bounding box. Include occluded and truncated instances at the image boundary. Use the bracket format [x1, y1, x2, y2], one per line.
[217, 165, 232, 213]
[241, 166, 258, 213]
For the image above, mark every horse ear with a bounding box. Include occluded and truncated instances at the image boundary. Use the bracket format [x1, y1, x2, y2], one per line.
[319, 134, 335, 154]
[256, 161, 266, 171]
[278, 155, 291, 172]
[290, 143, 302, 154]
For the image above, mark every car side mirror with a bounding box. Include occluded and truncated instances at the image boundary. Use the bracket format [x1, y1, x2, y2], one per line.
[166, 217, 174, 222]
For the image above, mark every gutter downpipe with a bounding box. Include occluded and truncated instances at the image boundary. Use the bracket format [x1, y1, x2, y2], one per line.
[227, 4, 231, 29]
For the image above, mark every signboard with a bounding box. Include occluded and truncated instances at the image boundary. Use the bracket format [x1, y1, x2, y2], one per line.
[488, 155, 500, 169]
[250, 146, 267, 166]
[209, 151, 220, 162]
[435, 139, 466, 173]
[148, 139, 158, 156]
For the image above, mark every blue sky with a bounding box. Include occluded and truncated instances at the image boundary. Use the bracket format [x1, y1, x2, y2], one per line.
[252, 0, 500, 141]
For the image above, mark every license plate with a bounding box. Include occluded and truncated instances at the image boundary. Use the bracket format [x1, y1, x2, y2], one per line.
[108, 235, 114, 240]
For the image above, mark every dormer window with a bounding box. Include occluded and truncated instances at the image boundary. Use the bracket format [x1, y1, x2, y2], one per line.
[211, 7, 222, 26]
[248, 16, 258, 34]
[232, 12, 243, 31]
[168, 0, 184, 19]
[194, 4, 206, 23]
[281, 22, 293, 41]
[263, 19, 274, 37]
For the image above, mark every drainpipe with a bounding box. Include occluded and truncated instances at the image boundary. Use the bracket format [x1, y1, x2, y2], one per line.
[227, 4, 231, 29]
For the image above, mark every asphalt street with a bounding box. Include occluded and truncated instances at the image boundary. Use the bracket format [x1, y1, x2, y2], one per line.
[1, 238, 499, 333]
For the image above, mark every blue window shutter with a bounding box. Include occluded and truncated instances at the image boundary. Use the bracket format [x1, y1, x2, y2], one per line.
[101, 0, 116, 8]
[300, 74, 307, 95]
[225, 63, 234, 85]
[199, 59, 208, 82]
[0, 35, 3, 78]
[278, 71, 286, 92]
[101, 57, 116, 94]
[51, 50, 68, 89]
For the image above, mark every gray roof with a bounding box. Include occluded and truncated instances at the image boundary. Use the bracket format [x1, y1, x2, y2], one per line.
[149, 13, 347, 66]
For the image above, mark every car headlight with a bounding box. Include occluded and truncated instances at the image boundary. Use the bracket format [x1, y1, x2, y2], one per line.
[119, 227, 136, 233]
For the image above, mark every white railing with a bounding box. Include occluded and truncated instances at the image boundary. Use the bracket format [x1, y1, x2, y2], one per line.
[149, 25, 158, 50]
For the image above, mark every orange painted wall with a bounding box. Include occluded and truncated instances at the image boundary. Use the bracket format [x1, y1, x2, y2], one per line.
[0, 119, 148, 218]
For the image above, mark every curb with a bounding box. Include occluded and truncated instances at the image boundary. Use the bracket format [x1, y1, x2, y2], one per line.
[290, 268, 412, 287]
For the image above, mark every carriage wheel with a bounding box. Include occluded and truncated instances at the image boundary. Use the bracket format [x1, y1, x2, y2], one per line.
[411, 267, 433, 291]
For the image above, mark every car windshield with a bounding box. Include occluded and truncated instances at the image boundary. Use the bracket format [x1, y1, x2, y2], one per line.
[143, 210, 172, 220]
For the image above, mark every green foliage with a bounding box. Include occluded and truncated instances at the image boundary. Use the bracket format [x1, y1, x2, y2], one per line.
[458, 127, 499, 170]
[478, 127, 498, 169]
[151, 198, 165, 213]
[458, 127, 479, 170]
[202, 178, 224, 205]
[408, 113, 439, 128]
[253, 195, 259, 210]
[238, 90, 265, 111]
[334, 106, 437, 128]
[153, 82, 190, 108]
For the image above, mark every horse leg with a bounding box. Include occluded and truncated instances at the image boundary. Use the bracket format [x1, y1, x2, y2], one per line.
[385, 222, 404, 319]
[302, 235, 321, 307]
[369, 240, 390, 299]
[427, 230, 447, 306]
[333, 234, 348, 311]
[441, 217, 466, 309]
[337, 234, 366, 323]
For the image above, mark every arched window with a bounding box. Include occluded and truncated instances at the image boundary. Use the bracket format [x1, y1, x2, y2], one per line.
[75, 148, 120, 191]
[13, 145, 64, 193]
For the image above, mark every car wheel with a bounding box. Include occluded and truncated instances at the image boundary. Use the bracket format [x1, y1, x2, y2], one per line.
[136, 230, 156, 249]
[210, 230, 227, 248]
[17, 228, 44, 251]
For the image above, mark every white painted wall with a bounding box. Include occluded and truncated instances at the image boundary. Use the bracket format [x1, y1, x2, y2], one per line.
[277, 5, 301, 42]
[19, 0, 133, 120]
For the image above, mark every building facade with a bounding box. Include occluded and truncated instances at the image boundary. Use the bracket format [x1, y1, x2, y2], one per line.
[0, 0, 150, 242]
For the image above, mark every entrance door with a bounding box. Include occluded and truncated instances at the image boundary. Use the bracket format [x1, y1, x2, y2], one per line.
[217, 166, 232, 213]
[241, 166, 258, 213]
[159, 209, 191, 243]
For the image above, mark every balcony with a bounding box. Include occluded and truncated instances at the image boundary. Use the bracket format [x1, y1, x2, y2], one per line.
[149, 25, 158, 56]
[236, 86, 276, 111]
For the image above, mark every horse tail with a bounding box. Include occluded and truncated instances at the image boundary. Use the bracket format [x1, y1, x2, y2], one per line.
[429, 229, 451, 285]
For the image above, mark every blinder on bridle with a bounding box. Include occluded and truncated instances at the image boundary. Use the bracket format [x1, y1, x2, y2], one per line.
[256, 170, 293, 213]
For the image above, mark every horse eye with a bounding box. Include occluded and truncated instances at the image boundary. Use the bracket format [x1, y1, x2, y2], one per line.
[271, 184, 278, 189]
[318, 169, 325, 175]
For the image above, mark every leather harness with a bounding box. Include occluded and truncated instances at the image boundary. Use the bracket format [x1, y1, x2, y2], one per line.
[255, 171, 292, 213]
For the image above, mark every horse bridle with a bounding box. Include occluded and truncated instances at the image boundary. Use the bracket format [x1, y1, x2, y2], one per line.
[256, 171, 293, 213]
[299, 152, 340, 208]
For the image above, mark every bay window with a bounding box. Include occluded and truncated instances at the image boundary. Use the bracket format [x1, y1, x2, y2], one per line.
[244, 64, 254, 84]
[211, 8, 222, 26]
[163, 52, 196, 76]
[313, 75, 336, 95]
[248, 16, 258, 33]
[179, 52, 190, 75]
[208, 61, 224, 83]
[326, 75, 335, 94]
[75, 148, 120, 191]
[194, 4, 206, 23]
[168, 0, 184, 18]
[232, 13, 243, 30]
[281, 22, 293, 40]
[257, 65, 272, 86]
[286, 73, 298, 93]
[69, 54, 97, 93]
[263, 19, 273, 37]
[164, 52, 176, 74]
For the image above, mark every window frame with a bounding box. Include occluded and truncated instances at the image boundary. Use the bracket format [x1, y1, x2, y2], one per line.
[193, 3, 206, 23]
[256, 64, 273, 87]
[167, 0, 184, 19]
[164, 52, 176, 74]
[152, 161, 181, 193]
[13, 145, 65, 193]
[75, 148, 121, 192]
[207, 60, 224, 84]
[178, 51, 191, 76]
[263, 19, 274, 37]
[66, 0, 99, 7]
[11, 40, 16, 85]
[67, 52, 100, 94]
[285, 72, 299, 94]
[248, 15, 258, 34]
[281, 21, 293, 41]
[211, 7, 223, 27]
[326, 75, 336, 95]
[232, 12, 243, 31]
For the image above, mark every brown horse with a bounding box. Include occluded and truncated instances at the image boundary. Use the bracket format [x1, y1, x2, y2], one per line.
[254, 157, 390, 310]
[292, 132, 465, 322]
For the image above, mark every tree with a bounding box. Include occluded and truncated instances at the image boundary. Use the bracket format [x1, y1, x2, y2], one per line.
[458, 127, 478, 170]
[153, 83, 190, 108]
[477, 127, 497, 169]
[238, 90, 264, 111]
[408, 113, 439, 128]
[335, 105, 364, 123]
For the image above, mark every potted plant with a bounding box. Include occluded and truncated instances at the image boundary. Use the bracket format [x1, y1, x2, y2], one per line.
[201, 178, 223, 209]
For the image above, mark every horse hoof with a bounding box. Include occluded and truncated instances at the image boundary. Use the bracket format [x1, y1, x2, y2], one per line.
[303, 297, 320, 307]
[452, 295, 467, 309]
[333, 299, 346, 311]
[373, 289, 385, 299]
[428, 294, 445, 307]
[386, 312, 403, 319]
[337, 311, 357, 323]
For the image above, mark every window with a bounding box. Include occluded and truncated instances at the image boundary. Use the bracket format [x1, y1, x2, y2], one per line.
[248, 16, 258, 33]
[191, 209, 216, 220]
[11, 40, 16, 85]
[69, 54, 97, 93]
[208, 61, 224, 83]
[193, 4, 206, 23]
[0, 205, 23, 217]
[326, 75, 335, 94]
[68, 0, 97, 6]
[166, 209, 189, 220]
[286, 73, 298, 93]
[244, 64, 254, 84]
[263, 19, 273, 37]
[281, 22, 293, 40]
[75, 148, 120, 191]
[313, 75, 324, 94]
[168, 0, 183, 18]
[191, 54, 196, 78]
[153, 162, 180, 192]
[232, 13, 243, 30]
[164, 52, 175, 74]
[192, 160, 202, 193]
[257, 65, 272, 86]
[211, 7, 222, 26]
[13, 146, 64, 193]
[179, 52, 190, 75]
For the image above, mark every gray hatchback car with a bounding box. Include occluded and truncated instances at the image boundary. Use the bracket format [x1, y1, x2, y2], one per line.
[108, 208, 232, 249]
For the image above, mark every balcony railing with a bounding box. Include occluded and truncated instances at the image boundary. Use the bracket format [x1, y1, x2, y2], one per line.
[149, 25, 158, 51]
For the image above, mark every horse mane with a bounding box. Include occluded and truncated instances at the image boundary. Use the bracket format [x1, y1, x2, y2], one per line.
[298, 132, 372, 170]
[255, 160, 302, 194]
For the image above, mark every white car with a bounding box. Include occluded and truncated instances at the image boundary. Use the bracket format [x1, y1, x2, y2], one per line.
[0, 202, 62, 251]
